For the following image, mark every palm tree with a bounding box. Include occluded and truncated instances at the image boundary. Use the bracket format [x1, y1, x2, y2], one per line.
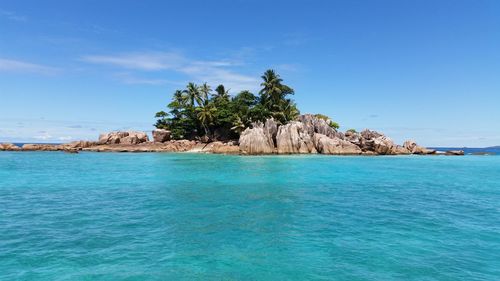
[230, 115, 246, 135]
[184, 82, 202, 106]
[260, 69, 283, 105]
[214, 84, 230, 100]
[199, 82, 212, 103]
[173, 89, 187, 105]
[196, 102, 217, 137]
[259, 69, 295, 123]
[283, 99, 300, 122]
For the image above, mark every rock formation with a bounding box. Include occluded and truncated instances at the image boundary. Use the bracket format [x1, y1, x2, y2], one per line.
[237, 116, 436, 156]
[200, 141, 240, 154]
[152, 129, 171, 143]
[239, 122, 276, 154]
[403, 140, 436, 155]
[356, 130, 410, 155]
[98, 131, 149, 145]
[445, 150, 465, 156]
[276, 122, 316, 154]
[313, 133, 361, 155]
[298, 114, 344, 139]
[0, 143, 20, 151]
[1, 115, 455, 156]
[21, 144, 59, 151]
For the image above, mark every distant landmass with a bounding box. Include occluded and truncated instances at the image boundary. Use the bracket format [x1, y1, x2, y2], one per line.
[432, 147, 498, 155]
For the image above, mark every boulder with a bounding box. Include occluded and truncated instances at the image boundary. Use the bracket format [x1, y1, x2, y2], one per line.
[152, 129, 171, 143]
[21, 144, 59, 151]
[392, 145, 411, 155]
[402, 140, 418, 152]
[298, 114, 343, 139]
[0, 143, 21, 151]
[359, 129, 408, 155]
[264, 118, 278, 147]
[445, 150, 465, 156]
[403, 140, 436, 155]
[239, 122, 275, 155]
[60, 140, 95, 150]
[344, 130, 362, 147]
[313, 133, 362, 155]
[276, 121, 316, 154]
[204, 141, 240, 154]
[98, 131, 148, 145]
[120, 135, 140, 145]
[99, 131, 128, 144]
[127, 131, 149, 143]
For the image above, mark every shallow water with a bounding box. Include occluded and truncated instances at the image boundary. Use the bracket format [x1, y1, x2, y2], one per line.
[1, 152, 499, 280]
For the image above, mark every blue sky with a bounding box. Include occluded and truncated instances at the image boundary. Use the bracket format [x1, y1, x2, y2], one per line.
[1, 0, 499, 146]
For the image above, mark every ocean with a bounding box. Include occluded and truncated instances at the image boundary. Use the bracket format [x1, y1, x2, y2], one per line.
[1, 152, 499, 280]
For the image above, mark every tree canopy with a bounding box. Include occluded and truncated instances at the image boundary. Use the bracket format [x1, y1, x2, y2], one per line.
[155, 69, 338, 140]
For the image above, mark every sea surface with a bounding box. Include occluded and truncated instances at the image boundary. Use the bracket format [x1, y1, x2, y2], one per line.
[1, 152, 499, 280]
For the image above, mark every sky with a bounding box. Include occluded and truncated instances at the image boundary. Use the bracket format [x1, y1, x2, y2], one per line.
[1, 0, 499, 147]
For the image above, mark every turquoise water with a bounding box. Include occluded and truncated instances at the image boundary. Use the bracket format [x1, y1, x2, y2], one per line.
[1, 152, 499, 280]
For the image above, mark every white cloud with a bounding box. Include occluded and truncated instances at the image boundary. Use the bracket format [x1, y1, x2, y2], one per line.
[113, 72, 183, 86]
[81, 52, 184, 71]
[0, 58, 58, 74]
[58, 136, 73, 141]
[0, 10, 26, 22]
[81, 51, 259, 92]
[33, 132, 53, 140]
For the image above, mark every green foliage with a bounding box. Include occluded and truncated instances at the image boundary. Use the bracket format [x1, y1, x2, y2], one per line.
[259, 69, 298, 124]
[347, 128, 357, 134]
[154, 70, 306, 140]
[329, 121, 340, 130]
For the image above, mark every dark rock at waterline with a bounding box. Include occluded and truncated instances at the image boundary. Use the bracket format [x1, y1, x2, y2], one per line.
[445, 150, 465, 156]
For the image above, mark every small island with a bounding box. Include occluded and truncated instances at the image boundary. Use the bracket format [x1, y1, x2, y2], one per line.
[0, 70, 463, 156]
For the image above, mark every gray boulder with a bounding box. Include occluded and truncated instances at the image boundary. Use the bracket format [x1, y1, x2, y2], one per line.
[403, 140, 435, 155]
[298, 114, 343, 139]
[359, 129, 410, 155]
[313, 133, 361, 155]
[0, 143, 20, 151]
[276, 121, 316, 154]
[98, 131, 149, 145]
[239, 121, 276, 154]
[152, 129, 171, 143]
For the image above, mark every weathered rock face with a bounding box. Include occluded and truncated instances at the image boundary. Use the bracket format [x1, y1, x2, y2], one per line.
[60, 140, 96, 149]
[358, 129, 409, 155]
[264, 118, 278, 147]
[372, 135, 399, 155]
[313, 133, 362, 155]
[98, 131, 149, 145]
[392, 145, 411, 155]
[298, 114, 343, 139]
[276, 122, 316, 154]
[0, 143, 21, 151]
[403, 140, 435, 155]
[152, 129, 171, 143]
[344, 131, 362, 147]
[402, 140, 418, 152]
[239, 122, 275, 155]
[21, 144, 59, 151]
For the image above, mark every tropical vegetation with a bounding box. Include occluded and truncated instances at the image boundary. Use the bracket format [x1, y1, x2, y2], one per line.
[155, 69, 338, 140]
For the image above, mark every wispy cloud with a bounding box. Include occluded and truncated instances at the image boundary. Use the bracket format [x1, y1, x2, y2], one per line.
[81, 52, 184, 71]
[81, 51, 259, 92]
[0, 58, 58, 75]
[0, 10, 26, 22]
[113, 72, 183, 86]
